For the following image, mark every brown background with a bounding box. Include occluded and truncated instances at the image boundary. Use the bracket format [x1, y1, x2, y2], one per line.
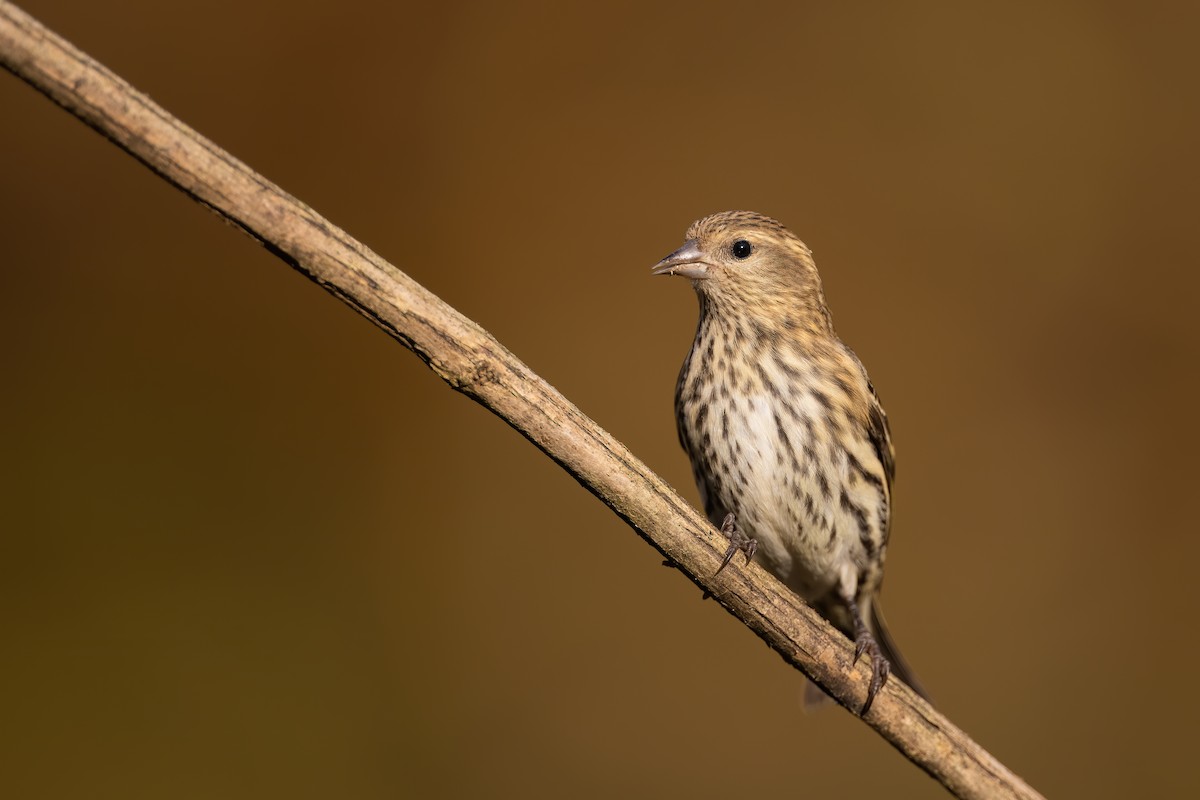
[3, 1, 1198, 797]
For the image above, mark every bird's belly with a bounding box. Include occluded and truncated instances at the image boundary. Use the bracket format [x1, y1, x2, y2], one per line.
[697, 394, 855, 601]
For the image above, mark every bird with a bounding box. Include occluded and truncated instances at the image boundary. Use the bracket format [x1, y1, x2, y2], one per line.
[652, 210, 926, 714]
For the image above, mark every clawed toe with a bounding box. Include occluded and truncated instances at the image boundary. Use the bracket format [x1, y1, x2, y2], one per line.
[716, 512, 758, 575]
[854, 629, 891, 715]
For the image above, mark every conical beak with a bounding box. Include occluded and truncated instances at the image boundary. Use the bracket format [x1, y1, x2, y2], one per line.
[651, 239, 708, 279]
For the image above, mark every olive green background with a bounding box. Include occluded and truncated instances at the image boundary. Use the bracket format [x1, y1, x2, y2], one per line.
[3, 1, 1198, 797]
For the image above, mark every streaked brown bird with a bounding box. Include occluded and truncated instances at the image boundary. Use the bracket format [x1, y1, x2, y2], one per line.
[653, 210, 927, 714]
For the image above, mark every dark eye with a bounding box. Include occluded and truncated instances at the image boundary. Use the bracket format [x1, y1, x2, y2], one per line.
[731, 239, 752, 259]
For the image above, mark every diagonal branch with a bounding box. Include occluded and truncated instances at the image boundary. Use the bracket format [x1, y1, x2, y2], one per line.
[0, 4, 1042, 798]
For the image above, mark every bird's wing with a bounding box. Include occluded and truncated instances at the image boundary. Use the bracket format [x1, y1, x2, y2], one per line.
[866, 380, 896, 495]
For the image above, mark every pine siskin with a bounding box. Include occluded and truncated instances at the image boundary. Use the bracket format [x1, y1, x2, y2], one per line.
[653, 210, 926, 714]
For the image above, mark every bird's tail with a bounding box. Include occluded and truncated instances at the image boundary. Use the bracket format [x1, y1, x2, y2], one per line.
[870, 601, 930, 702]
[802, 600, 930, 709]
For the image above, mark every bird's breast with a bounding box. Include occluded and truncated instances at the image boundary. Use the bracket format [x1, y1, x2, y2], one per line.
[676, 336, 889, 600]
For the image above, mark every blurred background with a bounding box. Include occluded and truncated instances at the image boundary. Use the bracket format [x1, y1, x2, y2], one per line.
[3, 1, 1197, 797]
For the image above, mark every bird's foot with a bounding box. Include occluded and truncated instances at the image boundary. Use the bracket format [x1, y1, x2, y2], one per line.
[716, 512, 757, 575]
[853, 625, 891, 716]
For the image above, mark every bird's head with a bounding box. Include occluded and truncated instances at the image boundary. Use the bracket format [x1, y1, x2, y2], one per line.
[652, 211, 828, 322]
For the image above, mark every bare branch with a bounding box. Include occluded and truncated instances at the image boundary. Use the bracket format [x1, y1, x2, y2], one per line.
[0, 4, 1041, 798]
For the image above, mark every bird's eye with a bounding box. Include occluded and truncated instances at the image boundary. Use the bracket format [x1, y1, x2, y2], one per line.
[731, 240, 752, 259]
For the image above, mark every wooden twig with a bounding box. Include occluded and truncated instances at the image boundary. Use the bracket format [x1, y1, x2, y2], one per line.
[0, 3, 1042, 798]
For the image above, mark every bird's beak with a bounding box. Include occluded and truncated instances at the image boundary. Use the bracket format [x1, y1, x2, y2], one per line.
[651, 239, 708, 279]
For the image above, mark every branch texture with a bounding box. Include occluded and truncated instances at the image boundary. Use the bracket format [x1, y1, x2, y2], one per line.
[0, 4, 1041, 798]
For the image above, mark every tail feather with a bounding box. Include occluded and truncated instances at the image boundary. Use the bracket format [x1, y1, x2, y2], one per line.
[802, 601, 930, 710]
[870, 601, 930, 702]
